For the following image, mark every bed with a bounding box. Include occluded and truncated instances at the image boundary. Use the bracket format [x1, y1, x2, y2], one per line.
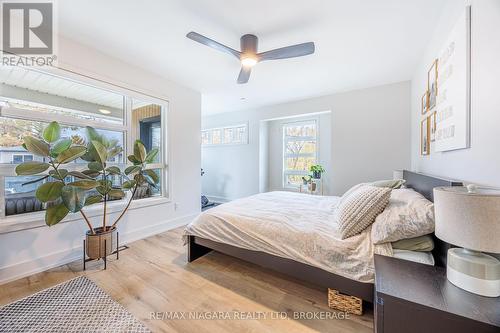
[185, 171, 462, 302]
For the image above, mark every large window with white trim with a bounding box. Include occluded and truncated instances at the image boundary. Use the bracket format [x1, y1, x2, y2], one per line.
[282, 120, 318, 187]
[0, 66, 168, 218]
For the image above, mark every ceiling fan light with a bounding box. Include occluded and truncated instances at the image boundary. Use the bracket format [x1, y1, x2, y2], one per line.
[241, 56, 257, 67]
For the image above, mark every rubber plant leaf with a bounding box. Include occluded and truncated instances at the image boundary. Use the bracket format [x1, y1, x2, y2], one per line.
[15, 162, 50, 175]
[56, 146, 87, 164]
[133, 140, 147, 163]
[36, 181, 64, 202]
[50, 139, 72, 158]
[68, 180, 99, 190]
[45, 203, 69, 226]
[43, 121, 61, 143]
[23, 136, 49, 157]
[61, 185, 87, 213]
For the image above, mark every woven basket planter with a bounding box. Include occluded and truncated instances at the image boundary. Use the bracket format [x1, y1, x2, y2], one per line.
[327, 288, 363, 315]
[85, 227, 117, 260]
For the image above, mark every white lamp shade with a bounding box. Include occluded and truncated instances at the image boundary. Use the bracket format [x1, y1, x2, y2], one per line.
[434, 187, 500, 253]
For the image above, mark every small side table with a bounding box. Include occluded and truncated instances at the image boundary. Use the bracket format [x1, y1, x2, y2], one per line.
[374, 254, 500, 333]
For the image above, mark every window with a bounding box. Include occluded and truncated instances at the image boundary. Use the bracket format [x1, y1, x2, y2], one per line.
[201, 124, 248, 146]
[0, 66, 168, 218]
[282, 120, 318, 187]
[11, 155, 33, 164]
[131, 98, 165, 199]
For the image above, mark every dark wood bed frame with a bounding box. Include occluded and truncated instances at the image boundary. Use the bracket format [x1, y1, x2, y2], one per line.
[187, 170, 462, 303]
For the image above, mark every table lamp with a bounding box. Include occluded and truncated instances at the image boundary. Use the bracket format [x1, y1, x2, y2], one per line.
[433, 185, 500, 297]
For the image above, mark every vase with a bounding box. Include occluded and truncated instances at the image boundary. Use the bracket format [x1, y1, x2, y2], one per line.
[312, 171, 322, 179]
[85, 226, 117, 260]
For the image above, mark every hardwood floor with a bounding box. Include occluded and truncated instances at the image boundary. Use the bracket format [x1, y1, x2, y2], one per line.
[0, 227, 374, 333]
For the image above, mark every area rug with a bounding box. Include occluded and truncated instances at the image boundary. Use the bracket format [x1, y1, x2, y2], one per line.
[0, 276, 151, 333]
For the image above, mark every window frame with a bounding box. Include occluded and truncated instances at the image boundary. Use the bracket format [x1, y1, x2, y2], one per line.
[0, 67, 170, 230]
[282, 119, 319, 189]
[202, 123, 248, 146]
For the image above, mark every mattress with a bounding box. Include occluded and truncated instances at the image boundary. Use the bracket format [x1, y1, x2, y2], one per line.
[184, 191, 392, 283]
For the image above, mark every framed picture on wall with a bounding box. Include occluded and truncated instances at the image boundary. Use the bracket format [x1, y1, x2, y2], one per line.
[421, 91, 429, 115]
[430, 111, 437, 142]
[421, 118, 430, 155]
[434, 6, 471, 152]
[428, 59, 438, 110]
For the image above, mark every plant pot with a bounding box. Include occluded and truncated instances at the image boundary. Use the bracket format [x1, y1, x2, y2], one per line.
[312, 171, 322, 179]
[85, 227, 117, 260]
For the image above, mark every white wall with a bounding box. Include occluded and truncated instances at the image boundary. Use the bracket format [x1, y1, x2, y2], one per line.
[0, 36, 201, 283]
[265, 113, 332, 193]
[411, 0, 500, 188]
[202, 81, 411, 200]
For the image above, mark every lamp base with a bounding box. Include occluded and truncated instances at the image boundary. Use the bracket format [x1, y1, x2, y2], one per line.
[446, 248, 500, 297]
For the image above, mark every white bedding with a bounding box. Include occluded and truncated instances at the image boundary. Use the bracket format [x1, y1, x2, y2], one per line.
[184, 191, 392, 283]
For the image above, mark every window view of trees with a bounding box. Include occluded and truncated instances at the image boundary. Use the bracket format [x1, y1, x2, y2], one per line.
[283, 121, 317, 186]
[1, 116, 125, 216]
[0, 66, 167, 218]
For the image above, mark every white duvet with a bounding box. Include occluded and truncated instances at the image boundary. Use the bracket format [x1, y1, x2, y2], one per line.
[184, 191, 392, 283]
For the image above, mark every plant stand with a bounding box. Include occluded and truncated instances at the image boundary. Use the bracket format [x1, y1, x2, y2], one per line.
[83, 232, 128, 270]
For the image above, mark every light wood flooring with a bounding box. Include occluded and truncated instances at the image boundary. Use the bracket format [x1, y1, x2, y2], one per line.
[0, 227, 374, 333]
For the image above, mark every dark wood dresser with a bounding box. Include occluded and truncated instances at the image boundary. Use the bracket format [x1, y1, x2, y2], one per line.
[374, 254, 500, 333]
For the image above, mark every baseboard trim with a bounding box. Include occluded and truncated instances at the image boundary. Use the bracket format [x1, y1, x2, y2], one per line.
[0, 213, 197, 285]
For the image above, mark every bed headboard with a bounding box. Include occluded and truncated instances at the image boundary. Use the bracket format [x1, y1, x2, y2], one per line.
[403, 170, 463, 201]
[402, 170, 463, 267]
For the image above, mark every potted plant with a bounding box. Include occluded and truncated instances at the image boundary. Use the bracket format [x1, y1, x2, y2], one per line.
[15, 121, 159, 261]
[301, 175, 317, 192]
[310, 164, 325, 179]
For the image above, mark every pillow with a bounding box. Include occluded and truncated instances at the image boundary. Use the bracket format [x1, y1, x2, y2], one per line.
[335, 185, 392, 239]
[371, 188, 435, 244]
[371, 179, 406, 189]
[392, 249, 435, 266]
[341, 183, 365, 198]
[391, 234, 434, 251]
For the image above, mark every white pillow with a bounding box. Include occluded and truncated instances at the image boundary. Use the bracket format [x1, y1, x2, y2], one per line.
[371, 188, 434, 244]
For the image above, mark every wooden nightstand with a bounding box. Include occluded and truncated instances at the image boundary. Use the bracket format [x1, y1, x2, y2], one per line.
[374, 254, 500, 333]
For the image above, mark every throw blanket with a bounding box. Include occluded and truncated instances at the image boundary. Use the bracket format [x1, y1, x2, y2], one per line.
[184, 191, 392, 283]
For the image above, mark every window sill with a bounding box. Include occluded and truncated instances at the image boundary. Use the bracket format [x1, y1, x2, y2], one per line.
[0, 196, 171, 234]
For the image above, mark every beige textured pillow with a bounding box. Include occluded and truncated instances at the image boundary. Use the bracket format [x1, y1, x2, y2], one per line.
[371, 189, 434, 244]
[335, 185, 392, 239]
[341, 183, 365, 198]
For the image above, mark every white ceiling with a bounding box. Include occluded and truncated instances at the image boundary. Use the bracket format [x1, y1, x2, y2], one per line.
[58, 0, 449, 115]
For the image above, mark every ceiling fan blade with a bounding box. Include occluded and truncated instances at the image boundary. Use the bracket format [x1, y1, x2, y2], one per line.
[237, 67, 251, 84]
[186, 31, 241, 59]
[258, 42, 315, 61]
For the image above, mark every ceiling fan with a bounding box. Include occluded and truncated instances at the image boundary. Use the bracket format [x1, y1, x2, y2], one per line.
[186, 31, 315, 84]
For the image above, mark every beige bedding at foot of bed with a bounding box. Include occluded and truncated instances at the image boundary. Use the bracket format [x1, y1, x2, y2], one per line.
[184, 191, 392, 283]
